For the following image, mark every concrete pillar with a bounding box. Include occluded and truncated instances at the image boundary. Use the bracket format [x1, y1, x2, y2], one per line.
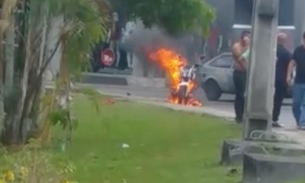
[243, 0, 279, 139]
[147, 63, 159, 78]
[147, 65, 154, 78]
[293, 0, 304, 45]
[300, 0, 305, 43]
[131, 53, 144, 77]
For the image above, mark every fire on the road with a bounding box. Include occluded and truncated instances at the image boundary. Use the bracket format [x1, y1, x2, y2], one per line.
[148, 48, 201, 106]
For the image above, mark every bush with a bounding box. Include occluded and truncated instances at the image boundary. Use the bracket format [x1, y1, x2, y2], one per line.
[0, 140, 77, 183]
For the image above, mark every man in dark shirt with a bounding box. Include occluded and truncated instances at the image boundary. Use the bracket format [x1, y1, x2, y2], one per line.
[287, 32, 305, 129]
[272, 33, 291, 127]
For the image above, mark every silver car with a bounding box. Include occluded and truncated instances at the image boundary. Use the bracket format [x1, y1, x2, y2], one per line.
[198, 53, 293, 101]
[198, 53, 235, 101]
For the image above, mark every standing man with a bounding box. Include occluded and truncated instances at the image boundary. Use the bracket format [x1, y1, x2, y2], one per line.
[286, 32, 305, 129]
[232, 31, 251, 123]
[272, 33, 291, 127]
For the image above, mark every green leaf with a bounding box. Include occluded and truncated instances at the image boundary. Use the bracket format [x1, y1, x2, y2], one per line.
[71, 118, 78, 130]
[78, 88, 104, 112]
[113, 0, 215, 36]
[48, 109, 70, 129]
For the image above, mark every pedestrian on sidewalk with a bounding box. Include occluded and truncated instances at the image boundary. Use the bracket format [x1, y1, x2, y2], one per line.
[272, 33, 291, 128]
[232, 30, 251, 123]
[286, 32, 305, 129]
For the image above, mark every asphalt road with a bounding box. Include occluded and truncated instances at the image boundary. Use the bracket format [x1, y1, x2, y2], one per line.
[89, 84, 296, 129]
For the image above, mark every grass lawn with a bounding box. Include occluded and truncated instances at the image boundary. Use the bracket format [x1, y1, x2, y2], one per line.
[56, 96, 241, 183]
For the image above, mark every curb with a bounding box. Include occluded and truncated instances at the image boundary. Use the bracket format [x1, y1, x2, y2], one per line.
[97, 90, 166, 103]
[97, 91, 236, 120]
[82, 73, 167, 88]
[47, 73, 168, 88]
[138, 101, 235, 119]
[45, 82, 166, 103]
[126, 76, 166, 88]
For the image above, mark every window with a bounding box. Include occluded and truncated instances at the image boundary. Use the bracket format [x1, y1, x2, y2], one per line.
[209, 55, 233, 68]
[234, 0, 294, 26]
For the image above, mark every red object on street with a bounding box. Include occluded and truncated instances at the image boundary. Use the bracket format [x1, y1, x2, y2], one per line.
[100, 48, 115, 66]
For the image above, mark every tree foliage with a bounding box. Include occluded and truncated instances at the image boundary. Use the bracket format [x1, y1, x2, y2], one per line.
[48, 0, 108, 75]
[112, 0, 215, 36]
[0, 0, 108, 145]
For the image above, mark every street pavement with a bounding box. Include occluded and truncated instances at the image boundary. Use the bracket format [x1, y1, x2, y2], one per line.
[87, 84, 296, 129]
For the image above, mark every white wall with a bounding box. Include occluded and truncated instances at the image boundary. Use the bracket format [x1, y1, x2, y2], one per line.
[46, 16, 64, 79]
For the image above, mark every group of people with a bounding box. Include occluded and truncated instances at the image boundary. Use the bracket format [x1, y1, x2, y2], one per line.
[232, 30, 305, 129]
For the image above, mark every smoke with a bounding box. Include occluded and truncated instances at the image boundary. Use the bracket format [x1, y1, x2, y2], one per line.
[121, 20, 200, 64]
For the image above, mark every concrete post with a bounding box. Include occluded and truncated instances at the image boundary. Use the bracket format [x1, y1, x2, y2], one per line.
[301, 0, 305, 43]
[293, 0, 304, 45]
[131, 54, 144, 77]
[243, 0, 279, 139]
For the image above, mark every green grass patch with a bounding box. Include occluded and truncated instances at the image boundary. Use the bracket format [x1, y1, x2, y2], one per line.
[52, 96, 242, 183]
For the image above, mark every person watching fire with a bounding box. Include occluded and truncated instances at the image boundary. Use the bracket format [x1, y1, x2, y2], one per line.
[232, 30, 251, 124]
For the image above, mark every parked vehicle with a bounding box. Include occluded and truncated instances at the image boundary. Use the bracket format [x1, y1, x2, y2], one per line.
[198, 53, 294, 101]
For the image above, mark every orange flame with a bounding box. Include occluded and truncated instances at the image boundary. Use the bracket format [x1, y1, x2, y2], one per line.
[149, 48, 201, 106]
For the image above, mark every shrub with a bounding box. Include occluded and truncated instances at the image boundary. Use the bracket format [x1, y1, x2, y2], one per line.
[0, 140, 77, 183]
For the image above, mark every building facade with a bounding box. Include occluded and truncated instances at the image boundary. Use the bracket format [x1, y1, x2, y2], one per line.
[88, 0, 301, 74]
[204, 0, 299, 58]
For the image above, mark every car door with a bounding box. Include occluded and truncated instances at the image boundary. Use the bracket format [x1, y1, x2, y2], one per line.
[226, 55, 235, 93]
[207, 54, 234, 93]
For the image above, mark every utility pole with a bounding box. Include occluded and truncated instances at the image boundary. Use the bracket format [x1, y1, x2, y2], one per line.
[243, 0, 279, 139]
[301, 0, 305, 44]
[221, 2, 305, 182]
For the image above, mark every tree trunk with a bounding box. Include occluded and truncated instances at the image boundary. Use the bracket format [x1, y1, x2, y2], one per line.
[5, 0, 49, 144]
[59, 42, 70, 88]
[1, 15, 16, 139]
[0, 33, 6, 134]
[58, 39, 72, 151]
[33, 16, 64, 145]
[0, 0, 18, 139]
[10, 30, 32, 144]
[4, 18, 15, 91]
[8, 5, 39, 143]
[21, 2, 48, 133]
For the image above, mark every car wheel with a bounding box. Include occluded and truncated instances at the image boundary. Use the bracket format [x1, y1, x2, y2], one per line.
[203, 80, 222, 101]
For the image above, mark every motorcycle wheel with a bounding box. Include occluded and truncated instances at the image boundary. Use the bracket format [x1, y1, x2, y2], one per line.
[177, 85, 188, 104]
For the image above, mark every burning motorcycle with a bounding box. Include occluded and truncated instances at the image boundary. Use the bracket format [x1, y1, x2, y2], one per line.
[171, 64, 199, 105]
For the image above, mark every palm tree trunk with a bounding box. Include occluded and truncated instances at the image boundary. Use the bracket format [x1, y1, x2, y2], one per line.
[0, 0, 18, 139]
[10, 28, 32, 144]
[4, 18, 15, 90]
[59, 52, 69, 85]
[58, 39, 72, 151]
